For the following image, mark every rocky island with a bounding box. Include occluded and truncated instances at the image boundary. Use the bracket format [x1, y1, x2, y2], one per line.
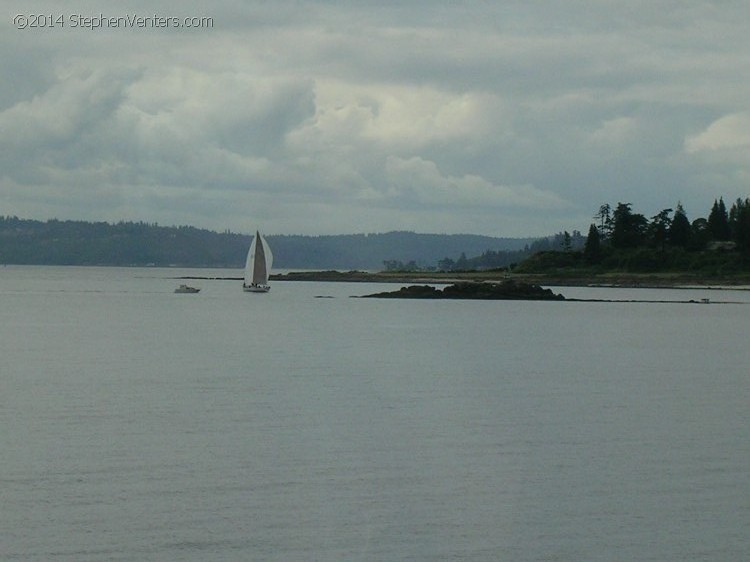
[360, 280, 565, 300]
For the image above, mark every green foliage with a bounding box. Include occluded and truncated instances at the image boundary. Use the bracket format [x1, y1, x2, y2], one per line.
[583, 224, 601, 264]
[0, 217, 251, 266]
[648, 208, 672, 251]
[729, 198, 750, 253]
[690, 218, 711, 250]
[669, 203, 691, 247]
[0, 218, 535, 269]
[611, 203, 648, 249]
[513, 250, 584, 274]
[435, 231, 585, 272]
[516, 196, 750, 276]
[382, 259, 424, 272]
[594, 204, 612, 240]
[708, 198, 731, 241]
[439, 248, 519, 271]
[562, 231, 572, 252]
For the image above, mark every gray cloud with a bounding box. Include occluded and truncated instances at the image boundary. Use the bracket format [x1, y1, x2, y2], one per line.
[1, 0, 749, 235]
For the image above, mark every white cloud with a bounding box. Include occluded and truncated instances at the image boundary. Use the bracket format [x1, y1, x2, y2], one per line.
[289, 81, 508, 150]
[384, 156, 568, 210]
[685, 112, 750, 153]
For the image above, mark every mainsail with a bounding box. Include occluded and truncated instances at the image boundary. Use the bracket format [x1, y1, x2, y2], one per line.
[244, 231, 273, 288]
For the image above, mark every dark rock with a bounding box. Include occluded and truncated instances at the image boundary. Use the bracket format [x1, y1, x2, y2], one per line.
[361, 285, 442, 298]
[361, 280, 565, 300]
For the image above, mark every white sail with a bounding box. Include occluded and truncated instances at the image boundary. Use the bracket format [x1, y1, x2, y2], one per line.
[244, 231, 273, 291]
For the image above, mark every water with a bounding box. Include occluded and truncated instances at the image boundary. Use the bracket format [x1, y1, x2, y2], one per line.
[1, 266, 749, 561]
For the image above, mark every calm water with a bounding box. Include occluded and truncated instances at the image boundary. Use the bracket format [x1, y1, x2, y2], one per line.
[1, 266, 748, 561]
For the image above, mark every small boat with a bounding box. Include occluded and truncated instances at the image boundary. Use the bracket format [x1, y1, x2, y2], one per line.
[243, 230, 273, 293]
[174, 284, 200, 294]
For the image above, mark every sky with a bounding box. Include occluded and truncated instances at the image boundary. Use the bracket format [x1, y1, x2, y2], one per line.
[1, 1, 749, 237]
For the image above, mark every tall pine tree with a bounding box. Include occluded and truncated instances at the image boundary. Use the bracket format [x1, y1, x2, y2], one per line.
[708, 197, 731, 241]
[729, 198, 750, 252]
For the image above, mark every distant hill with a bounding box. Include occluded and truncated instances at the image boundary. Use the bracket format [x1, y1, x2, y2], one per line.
[0, 216, 536, 270]
[270, 231, 536, 269]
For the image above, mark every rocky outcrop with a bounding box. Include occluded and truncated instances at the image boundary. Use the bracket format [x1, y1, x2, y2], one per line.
[361, 280, 565, 300]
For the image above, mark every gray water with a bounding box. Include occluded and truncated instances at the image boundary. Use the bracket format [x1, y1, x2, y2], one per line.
[1, 266, 749, 561]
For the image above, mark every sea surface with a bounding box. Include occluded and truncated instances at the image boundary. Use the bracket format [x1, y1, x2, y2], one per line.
[1, 266, 749, 561]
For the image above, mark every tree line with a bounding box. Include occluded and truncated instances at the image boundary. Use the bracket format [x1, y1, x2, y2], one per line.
[583, 197, 750, 258]
[0, 217, 250, 266]
[0, 217, 534, 269]
[516, 197, 750, 275]
[420, 231, 586, 272]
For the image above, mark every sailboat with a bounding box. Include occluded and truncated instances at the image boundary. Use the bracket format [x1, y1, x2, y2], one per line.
[243, 230, 273, 292]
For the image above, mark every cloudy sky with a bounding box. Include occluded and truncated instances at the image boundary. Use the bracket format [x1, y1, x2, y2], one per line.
[1, 1, 749, 236]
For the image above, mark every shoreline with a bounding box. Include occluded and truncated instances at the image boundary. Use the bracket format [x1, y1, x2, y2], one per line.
[265, 270, 750, 290]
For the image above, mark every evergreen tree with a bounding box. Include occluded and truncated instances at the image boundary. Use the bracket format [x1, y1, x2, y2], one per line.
[669, 203, 691, 247]
[611, 203, 647, 248]
[707, 197, 731, 241]
[729, 197, 750, 252]
[649, 208, 672, 251]
[583, 223, 601, 263]
[594, 204, 612, 239]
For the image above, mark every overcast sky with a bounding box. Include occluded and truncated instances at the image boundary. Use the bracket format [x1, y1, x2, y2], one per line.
[1, 1, 749, 236]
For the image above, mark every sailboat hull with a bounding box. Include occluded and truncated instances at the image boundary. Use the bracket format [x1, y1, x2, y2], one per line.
[243, 283, 270, 293]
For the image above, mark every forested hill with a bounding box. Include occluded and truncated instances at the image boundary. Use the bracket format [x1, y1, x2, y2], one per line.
[0, 217, 535, 269]
[271, 232, 534, 269]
